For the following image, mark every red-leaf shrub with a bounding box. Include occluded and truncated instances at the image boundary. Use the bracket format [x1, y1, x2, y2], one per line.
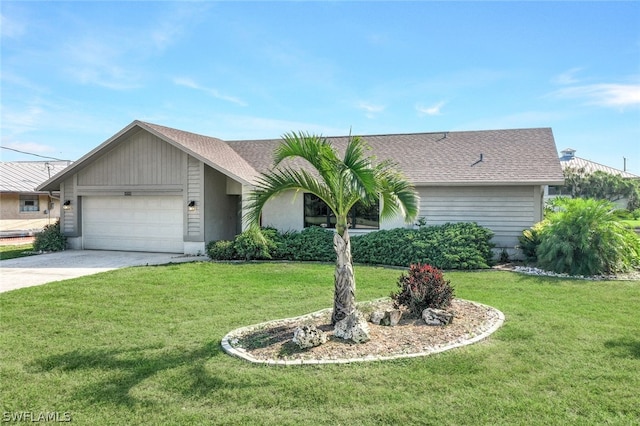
[391, 263, 454, 317]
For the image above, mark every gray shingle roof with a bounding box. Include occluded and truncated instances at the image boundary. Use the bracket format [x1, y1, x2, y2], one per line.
[228, 128, 564, 185]
[38, 122, 565, 191]
[139, 121, 258, 185]
[1, 161, 70, 193]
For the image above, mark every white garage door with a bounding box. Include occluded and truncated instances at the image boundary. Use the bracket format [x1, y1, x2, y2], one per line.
[83, 196, 183, 253]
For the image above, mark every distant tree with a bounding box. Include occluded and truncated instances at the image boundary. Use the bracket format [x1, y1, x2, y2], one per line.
[562, 167, 640, 210]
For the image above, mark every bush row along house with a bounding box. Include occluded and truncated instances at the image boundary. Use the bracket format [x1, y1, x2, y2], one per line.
[37, 121, 565, 255]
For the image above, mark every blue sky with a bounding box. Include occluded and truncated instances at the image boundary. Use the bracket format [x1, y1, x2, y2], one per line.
[1, 1, 639, 174]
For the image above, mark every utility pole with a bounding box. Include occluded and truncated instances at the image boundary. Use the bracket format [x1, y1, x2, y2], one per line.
[44, 162, 52, 225]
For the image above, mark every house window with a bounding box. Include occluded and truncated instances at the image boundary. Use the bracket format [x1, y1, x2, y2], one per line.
[20, 195, 39, 212]
[303, 193, 379, 229]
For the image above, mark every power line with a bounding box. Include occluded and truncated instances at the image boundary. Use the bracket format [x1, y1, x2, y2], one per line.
[0, 146, 71, 162]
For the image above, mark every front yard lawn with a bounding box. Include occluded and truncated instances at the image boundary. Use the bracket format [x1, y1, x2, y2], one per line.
[1, 262, 638, 425]
[0, 243, 35, 260]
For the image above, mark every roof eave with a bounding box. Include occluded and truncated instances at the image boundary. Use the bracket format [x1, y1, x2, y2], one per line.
[137, 122, 257, 186]
[0, 189, 60, 194]
[412, 179, 565, 187]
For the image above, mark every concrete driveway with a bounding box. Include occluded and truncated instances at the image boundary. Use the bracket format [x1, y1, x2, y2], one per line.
[0, 250, 208, 293]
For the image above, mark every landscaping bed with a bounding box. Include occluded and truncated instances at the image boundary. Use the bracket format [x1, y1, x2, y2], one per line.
[225, 298, 503, 363]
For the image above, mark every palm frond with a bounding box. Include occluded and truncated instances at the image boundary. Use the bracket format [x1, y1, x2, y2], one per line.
[246, 130, 419, 230]
[274, 132, 337, 174]
[374, 160, 419, 223]
[244, 167, 333, 226]
[341, 135, 378, 198]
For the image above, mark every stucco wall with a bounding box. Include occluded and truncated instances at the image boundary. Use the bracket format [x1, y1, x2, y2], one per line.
[0, 193, 60, 232]
[260, 191, 305, 231]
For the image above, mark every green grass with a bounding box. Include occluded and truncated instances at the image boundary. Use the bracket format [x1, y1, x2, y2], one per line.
[1, 262, 639, 425]
[0, 243, 35, 260]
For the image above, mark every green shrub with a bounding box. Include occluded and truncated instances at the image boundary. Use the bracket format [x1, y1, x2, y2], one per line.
[518, 220, 548, 263]
[206, 240, 236, 260]
[273, 227, 335, 262]
[33, 221, 66, 252]
[612, 209, 633, 221]
[233, 227, 275, 261]
[208, 227, 332, 262]
[537, 198, 640, 276]
[208, 222, 496, 269]
[352, 222, 495, 269]
[351, 228, 415, 266]
[391, 263, 454, 317]
[498, 248, 510, 263]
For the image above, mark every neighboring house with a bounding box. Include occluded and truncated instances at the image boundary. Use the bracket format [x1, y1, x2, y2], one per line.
[38, 121, 564, 255]
[545, 148, 640, 207]
[0, 161, 71, 236]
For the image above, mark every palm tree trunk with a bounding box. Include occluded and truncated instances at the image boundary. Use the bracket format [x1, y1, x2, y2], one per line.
[332, 229, 356, 324]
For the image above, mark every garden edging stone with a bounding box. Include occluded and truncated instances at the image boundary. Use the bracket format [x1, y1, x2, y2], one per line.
[220, 299, 505, 365]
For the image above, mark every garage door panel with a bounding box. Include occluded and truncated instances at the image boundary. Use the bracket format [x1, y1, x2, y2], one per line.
[83, 196, 183, 253]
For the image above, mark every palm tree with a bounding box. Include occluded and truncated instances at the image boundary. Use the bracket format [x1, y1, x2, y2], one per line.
[245, 132, 419, 324]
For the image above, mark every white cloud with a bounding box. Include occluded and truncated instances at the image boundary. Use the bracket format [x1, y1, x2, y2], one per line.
[0, 96, 121, 152]
[57, 4, 208, 90]
[416, 101, 446, 116]
[63, 38, 144, 90]
[356, 102, 385, 119]
[173, 77, 247, 106]
[552, 67, 583, 85]
[0, 72, 47, 93]
[2, 140, 56, 154]
[550, 83, 640, 108]
[0, 104, 44, 134]
[0, 13, 25, 39]
[150, 3, 210, 51]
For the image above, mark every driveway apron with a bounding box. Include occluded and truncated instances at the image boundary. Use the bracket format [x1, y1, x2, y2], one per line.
[0, 250, 207, 293]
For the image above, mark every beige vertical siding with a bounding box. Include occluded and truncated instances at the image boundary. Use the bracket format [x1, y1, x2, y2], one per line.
[77, 129, 184, 186]
[417, 186, 538, 250]
[61, 179, 76, 235]
[186, 156, 203, 239]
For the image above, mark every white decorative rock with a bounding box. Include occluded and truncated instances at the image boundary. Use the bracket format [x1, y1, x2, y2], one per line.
[422, 308, 454, 326]
[369, 310, 385, 325]
[381, 309, 402, 326]
[334, 312, 370, 343]
[370, 309, 402, 326]
[292, 325, 327, 349]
